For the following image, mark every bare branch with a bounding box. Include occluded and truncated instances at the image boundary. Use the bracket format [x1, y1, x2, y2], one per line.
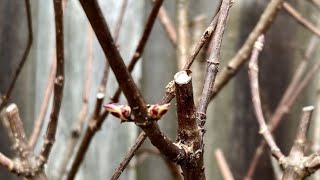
[37, 0, 64, 167]
[157, 6, 177, 46]
[29, 56, 56, 148]
[56, 25, 94, 179]
[245, 35, 320, 179]
[0, 0, 33, 112]
[248, 35, 285, 161]
[282, 106, 315, 179]
[197, 0, 232, 127]
[307, 0, 320, 9]
[215, 149, 234, 180]
[0, 152, 24, 176]
[289, 106, 314, 157]
[210, 0, 286, 99]
[111, 0, 166, 102]
[176, 0, 190, 69]
[112, 0, 128, 42]
[283, 2, 320, 37]
[110, 132, 147, 180]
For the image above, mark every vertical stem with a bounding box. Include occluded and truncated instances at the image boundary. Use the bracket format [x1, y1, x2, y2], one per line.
[38, 0, 64, 166]
[176, 0, 190, 70]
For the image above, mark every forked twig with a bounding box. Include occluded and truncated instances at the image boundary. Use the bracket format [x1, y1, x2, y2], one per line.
[245, 35, 320, 179]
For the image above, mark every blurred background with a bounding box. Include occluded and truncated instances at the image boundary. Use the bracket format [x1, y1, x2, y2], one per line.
[0, 0, 320, 179]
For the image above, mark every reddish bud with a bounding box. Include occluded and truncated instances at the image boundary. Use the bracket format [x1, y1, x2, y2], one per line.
[147, 103, 170, 120]
[103, 103, 131, 121]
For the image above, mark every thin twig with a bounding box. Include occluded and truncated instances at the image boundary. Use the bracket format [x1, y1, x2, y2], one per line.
[72, 26, 94, 138]
[270, 156, 282, 180]
[112, 0, 128, 42]
[29, 56, 56, 149]
[183, 5, 220, 70]
[129, 147, 182, 180]
[197, 0, 232, 128]
[215, 148, 234, 180]
[210, 0, 286, 99]
[0, 0, 33, 112]
[176, 0, 190, 69]
[194, 0, 232, 179]
[37, 0, 64, 166]
[111, 0, 166, 102]
[289, 106, 313, 157]
[0, 152, 22, 175]
[283, 2, 320, 37]
[110, 132, 147, 180]
[245, 36, 320, 179]
[56, 24, 94, 179]
[248, 35, 285, 161]
[158, 6, 177, 46]
[307, 0, 320, 9]
[190, 15, 207, 106]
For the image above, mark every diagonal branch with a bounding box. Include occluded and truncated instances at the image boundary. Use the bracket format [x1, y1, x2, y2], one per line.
[68, 1, 183, 179]
[215, 148, 234, 180]
[210, 0, 286, 100]
[111, 0, 165, 102]
[112, 0, 128, 42]
[29, 56, 56, 148]
[157, 5, 177, 46]
[109, 3, 233, 178]
[283, 2, 320, 37]
[67, 0, 173, 178]
[0, 0, 33, 112]
[110, 132, 147, 180]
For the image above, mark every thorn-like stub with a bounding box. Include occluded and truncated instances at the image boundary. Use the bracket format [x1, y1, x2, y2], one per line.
[174, 70, 192, 84]
[303, 106, 314, 112]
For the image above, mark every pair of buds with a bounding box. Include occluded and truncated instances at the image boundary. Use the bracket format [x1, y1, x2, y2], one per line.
[103, 103, 170, 122]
